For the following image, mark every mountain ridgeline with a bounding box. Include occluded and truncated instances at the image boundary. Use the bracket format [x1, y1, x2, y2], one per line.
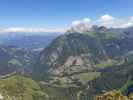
[0, 26, 133, 100]
[33, 26, 133, 79]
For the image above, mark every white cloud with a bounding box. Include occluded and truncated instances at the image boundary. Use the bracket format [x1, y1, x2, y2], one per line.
[130, 16, 133, 20]
[129, 16, 133, 22]
[72, 20, 81, 26]
[119, 22, 133, 28]
[72, 18, 91, 26]
[83, 18, 91, 23]
[98, 14, 115, 27]
[112, 17, 133, 28]
[99, 14, 115, 22]
[68, 15, 133, 33]
[69, 18, 93, 33]
[0, 27, 66, 33]
[1, 15, 133, 34]
[97, 14, 133, 28]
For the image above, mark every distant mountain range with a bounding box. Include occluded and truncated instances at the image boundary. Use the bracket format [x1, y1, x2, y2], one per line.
[0, 26, 133, 100]
[0, 45, 36, 76]
[0, 32, 60, 49]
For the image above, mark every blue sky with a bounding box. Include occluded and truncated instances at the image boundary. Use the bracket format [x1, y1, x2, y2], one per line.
[0, 0, 132, 32]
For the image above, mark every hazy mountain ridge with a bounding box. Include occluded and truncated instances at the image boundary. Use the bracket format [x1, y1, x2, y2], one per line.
[0, 45, 37, 76]
[0, 32, 60, 49]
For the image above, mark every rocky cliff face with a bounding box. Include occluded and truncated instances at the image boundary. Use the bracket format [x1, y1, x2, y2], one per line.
[34, 26, 133, 79]
[35, 33, 106, 78]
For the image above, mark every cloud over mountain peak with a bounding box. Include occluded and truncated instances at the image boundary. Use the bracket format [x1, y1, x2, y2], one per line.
[68, 14, 133, 33]
[0, 14, 133, 34]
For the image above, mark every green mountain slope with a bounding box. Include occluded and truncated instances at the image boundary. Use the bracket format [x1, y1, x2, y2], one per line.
[34, 33, 108, 79]
[85, 59, 133, 100]
[33, 26, 133, 80]
[0, 75, 48, 100]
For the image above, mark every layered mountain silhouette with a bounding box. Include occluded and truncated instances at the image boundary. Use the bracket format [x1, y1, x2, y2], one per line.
[33, 26, 133, 79]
